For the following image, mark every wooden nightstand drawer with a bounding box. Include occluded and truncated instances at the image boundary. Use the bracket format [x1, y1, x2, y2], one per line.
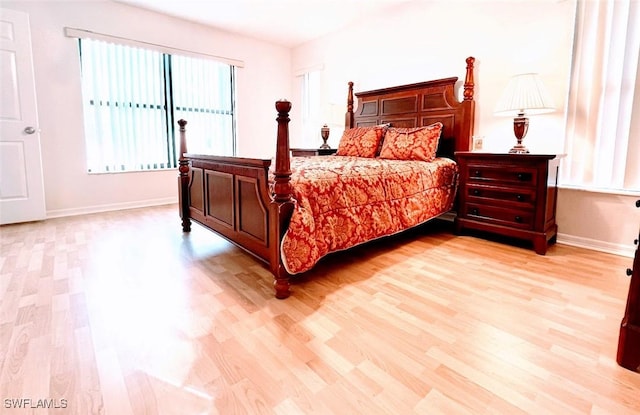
[465, 184, 537, 207]
[466, 163, 537, 187]
[464, 203, 534, 230]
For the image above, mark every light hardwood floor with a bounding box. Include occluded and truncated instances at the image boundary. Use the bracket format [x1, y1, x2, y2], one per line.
[1, 204, 639, 414]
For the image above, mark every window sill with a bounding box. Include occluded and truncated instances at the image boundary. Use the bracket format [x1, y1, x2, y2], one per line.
[558, 184, 640, 197]
[88, 168, 178, 175]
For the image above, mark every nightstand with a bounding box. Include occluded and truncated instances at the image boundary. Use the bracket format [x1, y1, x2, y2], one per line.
[291, 148, 337, 157]
[454, 152, 560, 255]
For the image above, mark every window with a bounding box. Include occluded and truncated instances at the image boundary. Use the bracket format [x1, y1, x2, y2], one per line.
[300, 69, 322, 144]
[79, 38, 235, 173]
[562, 0, 640, 192]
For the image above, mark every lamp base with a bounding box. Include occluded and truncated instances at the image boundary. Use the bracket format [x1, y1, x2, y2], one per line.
[509, 144, 530, 154]
[510, 116, 530, 154]
[320, 124, 330, 150]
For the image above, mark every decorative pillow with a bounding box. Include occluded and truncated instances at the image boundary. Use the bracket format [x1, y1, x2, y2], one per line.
[336, 126, 387, 158]
[378, 122, 443, 161]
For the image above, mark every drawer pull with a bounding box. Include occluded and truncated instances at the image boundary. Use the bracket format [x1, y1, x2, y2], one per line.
[473, 189, 481, 196]
[516, 194, 524, 202]
[471, 208, 479, 215]
[514, 215, 523, 223]
[474, 170, 482, 177]
[627, 268, 634, 276]
[517, 173, 526, 181]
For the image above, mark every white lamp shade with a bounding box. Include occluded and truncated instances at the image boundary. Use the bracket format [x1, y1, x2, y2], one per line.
[494, 73, 555, 117]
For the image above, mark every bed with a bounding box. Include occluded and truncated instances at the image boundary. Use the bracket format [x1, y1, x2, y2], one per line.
[178, 57, 476, 299]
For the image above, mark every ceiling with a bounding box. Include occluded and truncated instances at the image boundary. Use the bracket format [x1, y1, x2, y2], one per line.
[115, 0, 413, 48]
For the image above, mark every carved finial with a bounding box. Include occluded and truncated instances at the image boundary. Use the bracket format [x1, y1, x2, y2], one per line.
[276, 100, 292, 115]
[345, 82, 355, 129]
[464, 56, 475, 101]
[178, 119, 188, 158]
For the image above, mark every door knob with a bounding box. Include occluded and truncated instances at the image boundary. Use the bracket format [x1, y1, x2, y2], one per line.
[24, 126, 37, 134]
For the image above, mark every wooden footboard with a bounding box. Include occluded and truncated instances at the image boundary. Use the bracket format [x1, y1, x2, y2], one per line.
[178, 101, 294, 299]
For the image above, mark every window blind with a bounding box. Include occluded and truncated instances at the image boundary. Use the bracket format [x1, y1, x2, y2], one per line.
[81, 39, 169, 172]
[562, 0, 640, 192]
[78, 38, 236, 173]
[172, 55, 235, 156]
[301, 70, 322, 145]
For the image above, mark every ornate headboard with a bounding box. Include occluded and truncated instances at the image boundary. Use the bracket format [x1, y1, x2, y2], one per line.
[345, 56, 476, 159]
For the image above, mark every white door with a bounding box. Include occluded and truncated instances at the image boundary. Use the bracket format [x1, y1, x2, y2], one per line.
[0, 8, 45, 225]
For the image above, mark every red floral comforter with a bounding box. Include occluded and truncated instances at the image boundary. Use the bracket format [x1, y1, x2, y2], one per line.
[278, 156, 458, 275]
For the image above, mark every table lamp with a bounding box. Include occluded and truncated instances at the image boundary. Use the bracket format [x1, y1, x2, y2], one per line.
[494, 73, 555, 154]
[320, 124, 330, 149]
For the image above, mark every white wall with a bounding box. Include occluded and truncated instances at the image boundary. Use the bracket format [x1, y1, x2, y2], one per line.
[291, 0, 639, 257]
[557, 189, 639, 257]
[2, 0, 291, 217]
[291, 0, 573, 153]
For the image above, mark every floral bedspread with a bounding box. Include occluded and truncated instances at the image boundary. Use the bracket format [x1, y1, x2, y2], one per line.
[277, 156, 458, 275]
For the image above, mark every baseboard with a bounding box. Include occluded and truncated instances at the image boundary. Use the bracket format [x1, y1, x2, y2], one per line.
[46, 197, 176, 219]
[44, 202, 637, 259]
[557, 233, 635, 258]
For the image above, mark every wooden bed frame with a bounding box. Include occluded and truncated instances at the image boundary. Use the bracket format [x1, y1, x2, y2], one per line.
[178, 56, 476, 299]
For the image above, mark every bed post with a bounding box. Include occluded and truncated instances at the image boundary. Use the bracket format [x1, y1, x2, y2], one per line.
[177, 119, 191, 233]
[345, 81, 354, 129]
[273, 100, 292, 203]
[271, 100, 294, 299]
[463, 56, 475, 101]
[459, 56, 476, 153]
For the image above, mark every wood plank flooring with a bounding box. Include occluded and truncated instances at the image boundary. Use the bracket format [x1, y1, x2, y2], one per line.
[1, 204, 639, 414]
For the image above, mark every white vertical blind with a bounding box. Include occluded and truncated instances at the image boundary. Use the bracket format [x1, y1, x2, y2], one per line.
[79, 38, 235, 173]
[562, 0, 640, 192]
[172, 55, 235, 156]
[81, 39, 168, 172]
[301, 70, 322, 145]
